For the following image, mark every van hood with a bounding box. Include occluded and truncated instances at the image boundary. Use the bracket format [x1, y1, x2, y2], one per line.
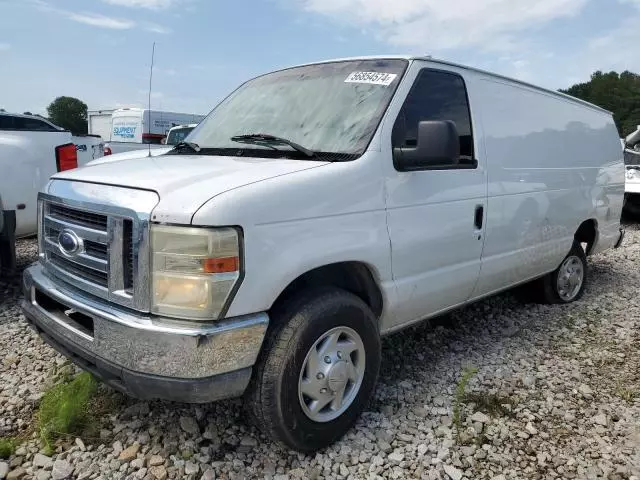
[53, 154, 329, 224]
[88, 147, 171, 165]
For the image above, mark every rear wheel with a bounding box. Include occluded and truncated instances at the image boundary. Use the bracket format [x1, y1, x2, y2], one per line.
[246, 288, 381, 452]
[534, 243, 587, 304]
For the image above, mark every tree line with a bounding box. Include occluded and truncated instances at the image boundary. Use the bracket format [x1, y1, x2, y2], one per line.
[560, 70, 640, 137]
[4, 70, 640, 137]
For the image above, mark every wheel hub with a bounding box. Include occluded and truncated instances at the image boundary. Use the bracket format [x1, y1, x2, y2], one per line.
[557, 254, 584, 301]
[298, 326, 366, 423]
[326, 361, 348, 393]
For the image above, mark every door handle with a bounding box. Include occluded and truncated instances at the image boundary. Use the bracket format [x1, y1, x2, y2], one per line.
[474, 205, 484, 230]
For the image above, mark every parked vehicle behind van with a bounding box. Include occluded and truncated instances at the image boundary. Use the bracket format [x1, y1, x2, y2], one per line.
[623, 127, 640, 216]
[0, 112, 103, 274]
[22, 56, 625, 451]
[164, 123, 198, 145]
[104, 108, 205, 156]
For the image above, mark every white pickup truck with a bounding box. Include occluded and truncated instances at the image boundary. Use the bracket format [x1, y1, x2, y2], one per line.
[22, 56, 624, 451]
[0, 112, 104, 274]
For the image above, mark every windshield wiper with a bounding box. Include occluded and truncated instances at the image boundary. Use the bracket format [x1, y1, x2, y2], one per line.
[230, 133, 315, 158]
[170, 141, 201, 153]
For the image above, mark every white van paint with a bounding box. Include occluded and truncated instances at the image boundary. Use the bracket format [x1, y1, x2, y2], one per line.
[24, 56, 625, 450]
[86, 145, 172, 166]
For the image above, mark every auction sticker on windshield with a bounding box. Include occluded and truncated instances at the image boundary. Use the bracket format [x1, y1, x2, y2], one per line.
[344, 72, 398, 86]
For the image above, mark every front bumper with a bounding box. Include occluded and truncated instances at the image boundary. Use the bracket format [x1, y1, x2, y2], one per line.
[22, 263, 268, 403]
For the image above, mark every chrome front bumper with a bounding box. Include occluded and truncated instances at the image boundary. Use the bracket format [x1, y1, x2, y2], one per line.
[22, 263, 269, 403]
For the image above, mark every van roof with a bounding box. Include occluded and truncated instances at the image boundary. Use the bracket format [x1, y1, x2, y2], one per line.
[287, 55, 611, 115]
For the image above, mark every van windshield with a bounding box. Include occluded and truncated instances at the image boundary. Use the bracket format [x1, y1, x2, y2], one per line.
[187, 59, 407, 159]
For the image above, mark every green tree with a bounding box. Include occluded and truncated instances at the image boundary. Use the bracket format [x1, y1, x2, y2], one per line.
[561, 71, 640, 136]
[46, 96, 88, 134]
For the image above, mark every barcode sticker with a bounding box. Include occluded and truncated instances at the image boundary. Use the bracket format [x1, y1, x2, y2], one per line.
[344, 71, 398, 86]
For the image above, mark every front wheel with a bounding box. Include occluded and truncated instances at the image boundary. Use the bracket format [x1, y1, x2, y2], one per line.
[246, 288, 381, 452]
[534, 242, 588, 304]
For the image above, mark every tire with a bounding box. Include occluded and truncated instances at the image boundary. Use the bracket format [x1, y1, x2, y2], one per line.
[246, 287, 381, 452]
[623, 193, 640, 219]
[533, 242, 588, 304]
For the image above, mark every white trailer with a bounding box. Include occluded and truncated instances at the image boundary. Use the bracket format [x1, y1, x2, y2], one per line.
[110, 108, 205, 144]
[87, 109, 115, 140]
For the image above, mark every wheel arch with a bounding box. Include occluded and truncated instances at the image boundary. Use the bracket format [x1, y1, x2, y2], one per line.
[269, 261, 384, 321]
[574, 218, 598, 255]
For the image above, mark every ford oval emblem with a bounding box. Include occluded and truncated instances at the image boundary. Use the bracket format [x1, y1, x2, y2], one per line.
[58, 229, 82, 256]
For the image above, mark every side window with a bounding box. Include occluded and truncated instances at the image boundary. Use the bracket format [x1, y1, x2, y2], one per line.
[0, 115, 14, 129]
[392, 69, 474, 163]
[13, 117, 58, 131]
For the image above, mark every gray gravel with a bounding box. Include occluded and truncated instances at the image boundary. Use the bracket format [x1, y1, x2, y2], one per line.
[1, 226, 640, 479]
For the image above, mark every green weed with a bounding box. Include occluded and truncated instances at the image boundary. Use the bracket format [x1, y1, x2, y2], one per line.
[37, 372, 99, 450]
[453, 366, 478, 438]
[0, 437, 18, 459]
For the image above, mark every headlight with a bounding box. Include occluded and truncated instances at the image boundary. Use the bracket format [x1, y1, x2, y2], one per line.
[627, 168, 637, 180]
[151, 225, 241, 320]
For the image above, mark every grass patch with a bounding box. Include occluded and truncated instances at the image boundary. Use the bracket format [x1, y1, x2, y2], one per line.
[615, 385, 637, 404]
[0, 437, 18, 459]
[464, 392, 515, 418]
[37, 372, 99, 451]
[453, 366, 478, 438]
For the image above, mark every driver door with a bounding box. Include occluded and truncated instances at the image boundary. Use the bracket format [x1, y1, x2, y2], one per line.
[384, 66, 487, 328]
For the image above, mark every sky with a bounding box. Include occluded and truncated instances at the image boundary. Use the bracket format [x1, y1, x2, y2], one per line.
[1, 0, 639, 116]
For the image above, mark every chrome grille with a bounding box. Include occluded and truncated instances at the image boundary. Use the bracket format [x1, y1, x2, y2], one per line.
[40, 196, 151, 312]
[49, 252, 109, 287]
[49, 203, 108, 230]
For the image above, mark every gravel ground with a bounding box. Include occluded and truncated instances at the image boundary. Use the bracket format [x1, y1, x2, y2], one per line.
[1, 225, 640, 480]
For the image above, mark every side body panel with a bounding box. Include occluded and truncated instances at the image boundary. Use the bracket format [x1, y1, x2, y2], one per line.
[191, 155, 396, 325]
[379, 61, 488, 331]
[471, 77, 624, 299]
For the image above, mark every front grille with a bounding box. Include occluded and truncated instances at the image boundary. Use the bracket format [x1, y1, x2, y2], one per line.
[84, 240, 108, 260]
[123, 219, 134, 292]
[50, 252, 108, 287]
[49, 203, 108, 230]
[41, 201, 145, 310]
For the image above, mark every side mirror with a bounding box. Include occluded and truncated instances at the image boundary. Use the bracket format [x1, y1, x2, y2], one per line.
[160, 137, 166, 145]
[393, 120, 460, 171]
[625, 128, 640, 149]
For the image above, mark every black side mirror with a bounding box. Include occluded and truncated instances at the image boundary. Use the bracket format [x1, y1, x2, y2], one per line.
[625, 128, 640, 149]
[393, 120, 460, 171]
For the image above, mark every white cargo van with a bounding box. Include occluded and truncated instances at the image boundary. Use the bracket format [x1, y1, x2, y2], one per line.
[22, 56, 625, 452]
